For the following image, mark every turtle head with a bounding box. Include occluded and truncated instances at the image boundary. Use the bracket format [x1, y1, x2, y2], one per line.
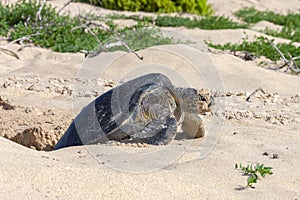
[197, 89, 215, 114]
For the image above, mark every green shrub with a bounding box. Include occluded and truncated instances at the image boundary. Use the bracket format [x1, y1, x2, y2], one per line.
[208, 36, 300, 66]
[2, 0, 102, 52]
[264, 27, 300, 43]
[155, 15, 248, 29]
[104, 26, 177, 52]
[235, 8, 300, 42]
[77, 0, 214, 16]
[107, 14, 248, 30]
[0, 0, 177, 53]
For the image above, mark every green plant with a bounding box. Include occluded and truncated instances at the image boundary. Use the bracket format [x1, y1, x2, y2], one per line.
[0, 0, 178, 53]
[264, 27, 300, 43]
[107, 14, 155, 23]
[155, 15, 248, 29]
[235, 8, 300, 42]
[235, 163, 273, 188]
[0, 0, 102, 52]
[103, 26, 177, 52]
[107, 14, 248, 30]
[77, 0, 214, 16]
[207, 36, 300, 67]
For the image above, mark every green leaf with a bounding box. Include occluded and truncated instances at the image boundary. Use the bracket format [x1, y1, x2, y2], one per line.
[247, 173, 258, 186]
[236, 162, 273, 188]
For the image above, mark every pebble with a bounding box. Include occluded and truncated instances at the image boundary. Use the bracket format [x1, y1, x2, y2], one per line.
[253, 113, 262, 119]
[137, 143, 143, 147]
[262, 152, 269, 156]
[272, 154, 279, 159]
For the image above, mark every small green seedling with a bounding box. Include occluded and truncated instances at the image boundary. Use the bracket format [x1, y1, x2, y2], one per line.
[235, 163, 273, 188]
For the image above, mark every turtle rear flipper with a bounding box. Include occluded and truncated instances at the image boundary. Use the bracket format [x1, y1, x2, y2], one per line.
[53, 121, 83, 150]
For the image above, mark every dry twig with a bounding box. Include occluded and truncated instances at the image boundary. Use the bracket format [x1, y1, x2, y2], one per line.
[0, 47, 20, 59]
[78, 15, 111, 31]
[17, 44, 34, 52]
[36, 0, 47, 23]
[86, 36, 143, 60]
[270, 42, 300, 74]
[115, 36, 143, 60]
[246, 87, 266, 102]
[8, 33, 41, 45]
[74, 15, 143, 60]
[57, 0, 73, 15]
[72, 24, 101, 43]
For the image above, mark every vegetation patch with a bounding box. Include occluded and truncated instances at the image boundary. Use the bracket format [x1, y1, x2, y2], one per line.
[0, 1, 177, 53]
[235, 8, 300, 42]
[102, 26, 178, 53]
[108, 14, 248, 30]
[77, 0, 214, 16]
[1, 1, 299, 69]
[207, 36, 300, 67]
[155, 15, 248, 29]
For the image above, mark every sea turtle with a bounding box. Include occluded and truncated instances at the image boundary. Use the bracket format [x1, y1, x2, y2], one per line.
[54, 73, 214, 150]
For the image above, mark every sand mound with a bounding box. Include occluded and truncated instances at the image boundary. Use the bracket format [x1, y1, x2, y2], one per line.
[0, 102, 72, 150]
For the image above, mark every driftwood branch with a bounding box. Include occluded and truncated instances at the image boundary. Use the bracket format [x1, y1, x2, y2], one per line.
[72, 24, 101, 43]
[78, 15, 111, 31]
[270, 42, 300, 74]
[17, 44, 34, 52]
[85, 36, 143, 60]
[115, 36, 143, 60]
[1, 33, 41, 58]
[36, 0, 47, 22]
[270, 43, 287, 62]
[287, 53, 300, 73]
[75, 15, 143, 60]
[8, 33, 41, 45]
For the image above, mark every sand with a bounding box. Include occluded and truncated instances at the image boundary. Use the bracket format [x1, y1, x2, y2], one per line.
[0, 0, 299, 199]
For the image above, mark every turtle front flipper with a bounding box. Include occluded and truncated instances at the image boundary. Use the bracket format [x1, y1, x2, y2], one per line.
[181, 113, 205, 138]
[145, 115, 177, 145]
[126, 114, 177, 145]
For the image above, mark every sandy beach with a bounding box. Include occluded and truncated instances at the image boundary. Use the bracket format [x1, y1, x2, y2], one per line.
[0, 0, 299, 199]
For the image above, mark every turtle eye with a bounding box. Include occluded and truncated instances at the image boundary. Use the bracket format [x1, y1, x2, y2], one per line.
[199, 95, 207, 102]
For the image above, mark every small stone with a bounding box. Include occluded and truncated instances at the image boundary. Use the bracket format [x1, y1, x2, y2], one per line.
[266, 116, 276, 124]
[137, 143, 143, 148]
[142, 143, 149, 147]
[27, 84, 36, 91]
[226, 92, 233, 96]
[130, 143, 137, 147]
[253, 113, 261, 119]
[236, 92, 245, 96]
[262, 152, 269, 156]
[3, 82, 9, 88]
[30, 146, 36, 150]
[272, 154, 279, 159]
